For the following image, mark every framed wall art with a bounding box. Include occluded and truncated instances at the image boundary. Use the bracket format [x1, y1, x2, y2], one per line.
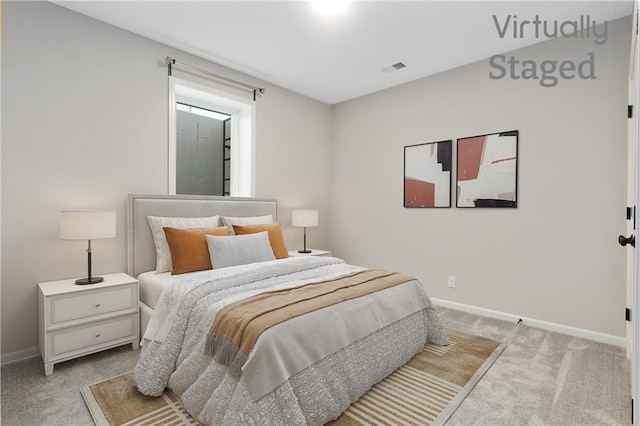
[404, 140, 452, 208]
[456, 130, 518, 208]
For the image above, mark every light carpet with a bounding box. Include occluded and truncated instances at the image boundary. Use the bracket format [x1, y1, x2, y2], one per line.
[81, 329, 504, 426]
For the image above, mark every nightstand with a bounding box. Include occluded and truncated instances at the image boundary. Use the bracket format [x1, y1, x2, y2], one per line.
[38, 272, 139, 376]
[288, 249, 332, 257]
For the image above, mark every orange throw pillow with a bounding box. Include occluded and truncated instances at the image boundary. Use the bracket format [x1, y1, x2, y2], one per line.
[232, 223, 289, 259]
[163, 226, 229, 275]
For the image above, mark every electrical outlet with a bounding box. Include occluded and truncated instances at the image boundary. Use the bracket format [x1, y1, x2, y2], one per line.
[448, 276, 456, 288]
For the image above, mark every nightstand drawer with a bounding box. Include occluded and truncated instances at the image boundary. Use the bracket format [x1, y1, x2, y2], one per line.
[51, 315, 136, 356]
[49, 284, 136, 325]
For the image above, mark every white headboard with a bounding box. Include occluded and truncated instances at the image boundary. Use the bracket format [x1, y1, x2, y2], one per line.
[127, 194, 278, 277]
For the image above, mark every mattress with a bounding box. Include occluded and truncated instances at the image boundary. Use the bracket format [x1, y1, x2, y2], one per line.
[138, 270, 188, 309]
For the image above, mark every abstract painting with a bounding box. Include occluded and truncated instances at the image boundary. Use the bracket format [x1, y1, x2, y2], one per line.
[456, 130, 518, 208]
[404, 140, 452, 208]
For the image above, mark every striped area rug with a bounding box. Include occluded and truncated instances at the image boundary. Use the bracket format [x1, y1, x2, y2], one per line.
[331, 329, 505, 425]
[81, 374, 199, 426]
[81, 329, 504, 426]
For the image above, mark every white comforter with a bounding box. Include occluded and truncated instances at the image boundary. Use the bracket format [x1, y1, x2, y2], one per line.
[134, 256, 448, 425]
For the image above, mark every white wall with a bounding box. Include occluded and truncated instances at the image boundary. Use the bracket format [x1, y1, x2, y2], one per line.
[331, 17, 631, 337]
[1, 2, 332, 355]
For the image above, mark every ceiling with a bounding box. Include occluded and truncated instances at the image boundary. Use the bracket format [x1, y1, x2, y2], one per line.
[52, 1, 633, 105]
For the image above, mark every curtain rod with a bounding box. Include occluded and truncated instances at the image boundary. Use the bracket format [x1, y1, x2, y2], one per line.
[165, 57, 265, 101]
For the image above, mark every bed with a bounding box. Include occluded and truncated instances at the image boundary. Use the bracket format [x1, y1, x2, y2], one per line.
[128, 193, 448, 425]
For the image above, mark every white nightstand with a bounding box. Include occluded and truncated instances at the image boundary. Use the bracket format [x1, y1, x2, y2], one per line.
[38, 272, 139, 376]
[288, 249, 332, 257]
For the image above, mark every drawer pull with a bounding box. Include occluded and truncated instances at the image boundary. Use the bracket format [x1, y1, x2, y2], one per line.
[94, 302, 101, 308]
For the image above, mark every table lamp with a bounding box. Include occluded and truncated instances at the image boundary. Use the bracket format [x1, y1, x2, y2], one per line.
[291, 210, 318, 254]
[60, 210, 116, 285]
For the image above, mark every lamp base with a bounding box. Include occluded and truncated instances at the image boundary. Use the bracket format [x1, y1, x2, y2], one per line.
[75, 277, 104, 285]
[298, 249, 312, 254]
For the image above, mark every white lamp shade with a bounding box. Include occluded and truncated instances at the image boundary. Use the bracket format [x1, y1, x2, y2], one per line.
[291, 210, 319, 228]
[60, 210, 116, 240]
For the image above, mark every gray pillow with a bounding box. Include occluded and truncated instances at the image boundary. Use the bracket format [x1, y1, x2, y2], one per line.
[206, 231, 276, 269]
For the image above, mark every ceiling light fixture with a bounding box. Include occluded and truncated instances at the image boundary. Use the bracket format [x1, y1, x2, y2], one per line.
[311, 0, 350, 15]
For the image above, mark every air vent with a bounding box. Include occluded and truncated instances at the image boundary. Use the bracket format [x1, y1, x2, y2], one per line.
[382, 61, 408, 73]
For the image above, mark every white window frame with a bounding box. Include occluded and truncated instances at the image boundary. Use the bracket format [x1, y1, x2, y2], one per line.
[168, 76, 255, 197]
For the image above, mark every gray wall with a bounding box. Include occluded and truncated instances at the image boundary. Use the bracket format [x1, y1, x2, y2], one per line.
[331, 17, 631, 337]
[1, 2, 332, 355]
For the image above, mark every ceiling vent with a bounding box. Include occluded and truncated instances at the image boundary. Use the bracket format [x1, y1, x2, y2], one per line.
[382, 61, 407, 73]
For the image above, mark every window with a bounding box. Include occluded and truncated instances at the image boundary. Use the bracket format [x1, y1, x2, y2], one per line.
[175, 103, 230, 196]
[168, 77, 255, 197]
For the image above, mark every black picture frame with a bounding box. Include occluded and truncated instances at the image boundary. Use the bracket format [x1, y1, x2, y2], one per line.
[456, 130, 518, 208]
[404, 140, 452, 208]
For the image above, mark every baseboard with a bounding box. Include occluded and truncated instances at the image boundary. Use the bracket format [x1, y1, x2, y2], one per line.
[1, 346, 40, 365]
[432, 298, 626, 348]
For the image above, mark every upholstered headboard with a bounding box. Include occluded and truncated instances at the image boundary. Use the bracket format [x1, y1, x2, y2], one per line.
[127, 194, 278, 277]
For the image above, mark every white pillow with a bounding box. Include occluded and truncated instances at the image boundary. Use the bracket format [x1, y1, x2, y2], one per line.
[220, 214, 274, 235]
[147, 215, 220, 273]
[206, 232, 275, 269]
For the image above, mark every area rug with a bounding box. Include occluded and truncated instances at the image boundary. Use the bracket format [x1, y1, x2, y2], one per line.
[81, 329, 505, 426]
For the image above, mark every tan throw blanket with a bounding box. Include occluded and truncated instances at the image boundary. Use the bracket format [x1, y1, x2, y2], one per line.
[204, 269, 414, 369]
